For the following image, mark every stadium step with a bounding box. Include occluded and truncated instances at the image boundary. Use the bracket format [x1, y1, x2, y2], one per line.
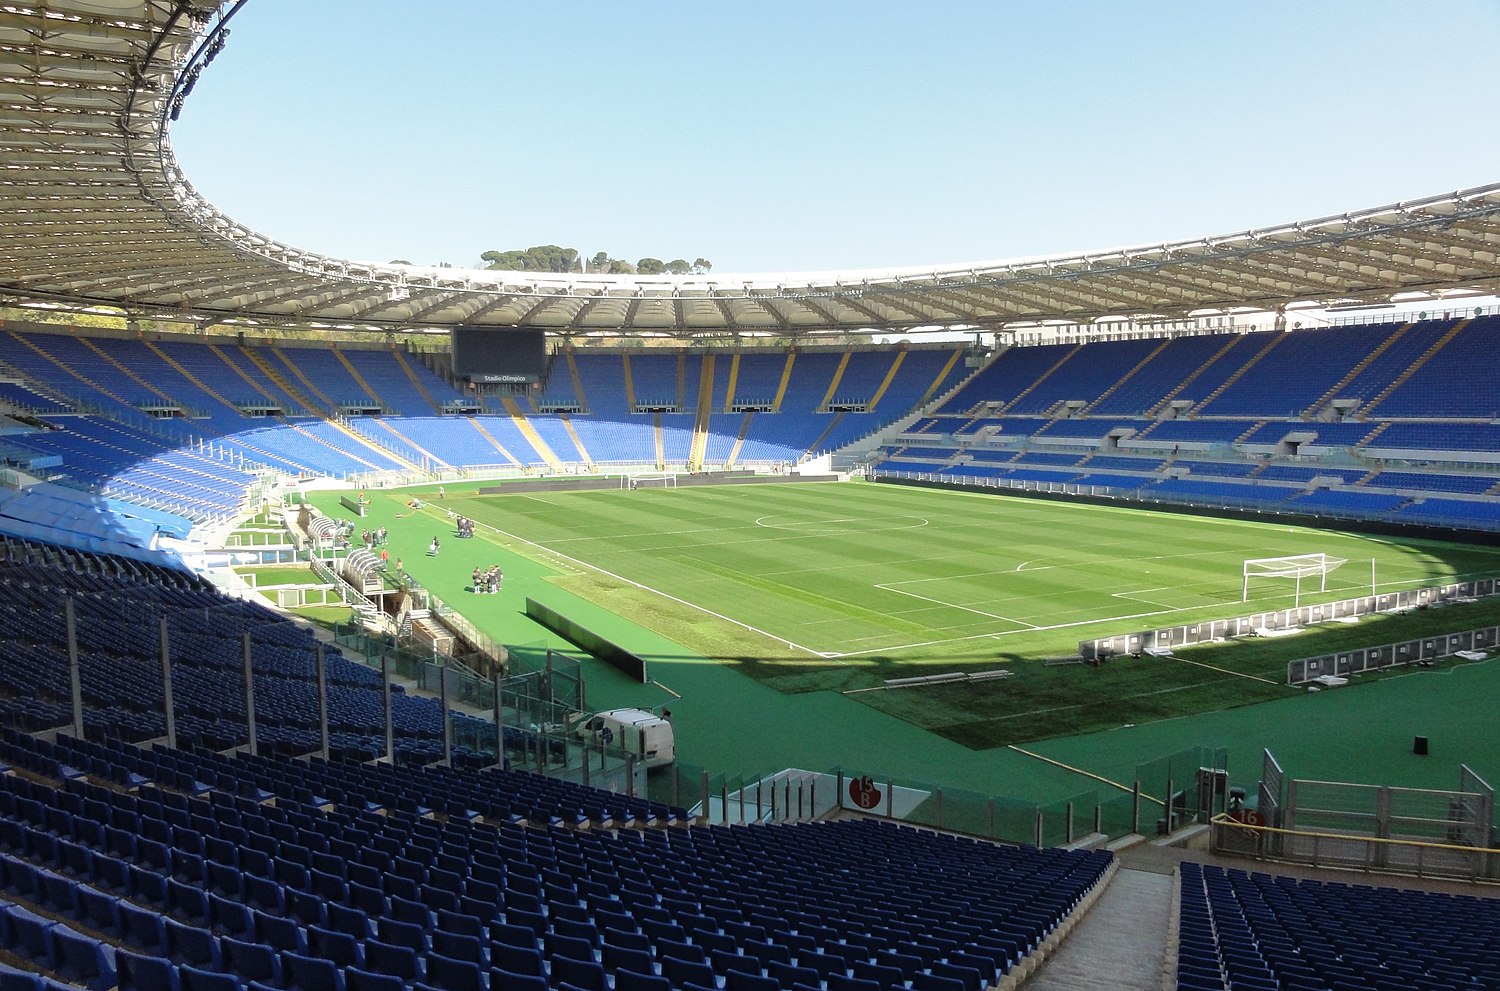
[1149, 334, 1245, 416]
[331, 347, 388, 411]
[722, 351, 742, 412]
[208, 344, 296, 410]
[1302, 321, 1412, 418]
[267, 344, 338, 411]
[12, 331, 136, 411]
[1353, 420, 1391, 447]
[865, 347, 907, 412]
[235, 345, 321, 414]
[78, 337, 175, 406]
[464, 416, 523, 466]
[1233, 419, 1267, 444]
[369, 418, 449, 471]
[1021, 867, 1173, 991]
[621, 352, 638, 410]
[391, 348, 444, 414]
[725, 411, 753, 468]
[500, 397, 564, 470]
[920, 346, 968, 408]
[802, 411, 845, 461]
[1360, 317, 1470, 417]
[817, 349, 854, 411]
[1191, 331, 1285, 415]
[771, 350, 796, 412]
[999, 344, 1080, 413]
[564, 347, 590, 411]
[1082, 337, 1171, 414]
[688, 353, 715, 468]
[559, 414, 594, 468]
[143, 341, 241, 414]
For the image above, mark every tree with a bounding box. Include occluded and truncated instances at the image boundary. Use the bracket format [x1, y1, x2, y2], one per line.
[636, 257, 666, 275]
[479, 245, 580, 272]
[693, 257, 712, 274]
[666, 259, 691, 275]
[590, 251, 610, 273]
[607, 259, 636, 274]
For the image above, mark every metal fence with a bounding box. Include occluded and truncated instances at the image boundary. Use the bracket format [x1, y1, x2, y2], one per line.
[1210, 813, 1500, 884]
[665, 745, 1236, 846]
[1287, 625, 1499, 685]
[1080, 576, 1499, 662]
[1242, 758, 1500, 875]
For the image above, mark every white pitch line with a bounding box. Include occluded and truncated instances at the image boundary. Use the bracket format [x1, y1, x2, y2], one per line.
[825, 596, 1257, 659]
[875, 583, 1039, 628]
[470, 520, 835, 661]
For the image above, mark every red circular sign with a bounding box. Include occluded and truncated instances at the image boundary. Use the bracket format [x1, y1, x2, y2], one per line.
[849, 775, 882, 810]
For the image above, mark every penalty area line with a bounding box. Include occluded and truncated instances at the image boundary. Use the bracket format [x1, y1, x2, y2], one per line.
[472, 520, 836, 662]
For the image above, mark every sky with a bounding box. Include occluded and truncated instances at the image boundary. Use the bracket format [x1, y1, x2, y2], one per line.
[170, 0, 1500, 276]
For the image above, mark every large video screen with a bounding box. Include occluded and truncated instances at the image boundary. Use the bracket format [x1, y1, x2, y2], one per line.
[451, 327, 547, 384]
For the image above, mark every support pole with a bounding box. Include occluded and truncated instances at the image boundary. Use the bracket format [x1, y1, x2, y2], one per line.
[439, 666, 452, 768]
[314, 643, 327, 760]
[493, 672, 505, 770]
[242, 633, 257, 756]
[160, 617, 176, 750]
[66, 598, 83, 740]
[381, 650, 393, 764]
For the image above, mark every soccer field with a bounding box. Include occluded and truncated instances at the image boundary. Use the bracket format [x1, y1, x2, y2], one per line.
[404, 478, 1500, 747]
[306, 477, 1500, 787]
[472, 480, 1498, 661]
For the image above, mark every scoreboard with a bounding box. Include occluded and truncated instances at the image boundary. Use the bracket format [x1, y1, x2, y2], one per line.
[450, 327, 547, 384]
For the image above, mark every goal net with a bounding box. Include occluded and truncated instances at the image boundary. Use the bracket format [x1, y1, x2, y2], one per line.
[1242, 553, 1347, 602]
[621, 473, 677, 490]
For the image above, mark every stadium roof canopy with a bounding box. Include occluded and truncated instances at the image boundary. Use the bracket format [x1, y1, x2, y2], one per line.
[4, 1, 1500, 341]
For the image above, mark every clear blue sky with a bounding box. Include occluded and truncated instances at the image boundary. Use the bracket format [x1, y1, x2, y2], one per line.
[172, 0, 1500, 275]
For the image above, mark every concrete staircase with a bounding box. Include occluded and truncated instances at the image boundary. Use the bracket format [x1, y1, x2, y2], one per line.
[1360, 318, 1470, 417]
[1022, 867, 1174, 991]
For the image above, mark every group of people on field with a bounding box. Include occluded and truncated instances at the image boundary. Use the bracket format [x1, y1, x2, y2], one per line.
[471, 565, 503, 594]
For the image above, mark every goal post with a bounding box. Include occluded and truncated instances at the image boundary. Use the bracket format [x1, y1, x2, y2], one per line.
[1242, 553, 1347, 604]
[621, 472, 678, 491]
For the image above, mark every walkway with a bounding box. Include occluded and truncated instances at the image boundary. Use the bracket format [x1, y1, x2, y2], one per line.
[1023, 865, 1173, 991]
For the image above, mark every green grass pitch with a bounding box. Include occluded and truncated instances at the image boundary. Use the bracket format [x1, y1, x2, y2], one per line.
[401, 479, 1500, 749]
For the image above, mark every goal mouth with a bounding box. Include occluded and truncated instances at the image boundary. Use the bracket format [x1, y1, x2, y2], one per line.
[621, 473, 678, 490]
[1242, 553, 1347, 602]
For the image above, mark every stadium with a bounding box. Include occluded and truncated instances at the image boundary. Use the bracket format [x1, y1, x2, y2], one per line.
[2, 3, 1500, 990]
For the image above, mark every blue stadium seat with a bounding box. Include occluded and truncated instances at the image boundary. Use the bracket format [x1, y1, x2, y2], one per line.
[115, 949, 180, 991]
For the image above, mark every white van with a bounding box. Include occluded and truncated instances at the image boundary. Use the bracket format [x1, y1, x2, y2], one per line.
[574, 708, 675, 769]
